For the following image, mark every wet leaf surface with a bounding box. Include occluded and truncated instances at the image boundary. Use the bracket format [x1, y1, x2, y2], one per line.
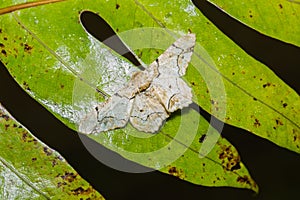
[0, 103, 104, 199]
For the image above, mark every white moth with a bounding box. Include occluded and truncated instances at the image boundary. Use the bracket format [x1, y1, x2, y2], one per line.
[79, 34, 195, 134]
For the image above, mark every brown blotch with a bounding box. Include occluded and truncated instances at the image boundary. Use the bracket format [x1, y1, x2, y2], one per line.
[61, 172, 77, 182]
[279, 4, 283, 9]
[253, 97, 257, 101]
[237, 175, 252, 185]
[0, 113, 10, 121]
[71, 186, 93, 195]
[1, 49, 7, 56]
[275, 119, 283, 126]
[282, 103, 287, 108]
[0, 29, 2, 33]
[254, 118, 261, 127]
[0, 43, 4, 48]
[22, 132, 29, 141]
[191, 81, 196, 86]
[24, 43, 33, 53]
[199, 134, 206, 143]
[23, 81, 31, 91]
[60, 84, 64, 89]
[3, 37, 7, 40]
[43, 147, 53, 156]
[4, 124, 10, 130]
[262, 82, 274, 88]
[168, 166, 185, 179]
[249, 14, 253, 18]
[32, 157, 37, 161]
[116, 4, 120, 9]
[218, 145, 241, 171]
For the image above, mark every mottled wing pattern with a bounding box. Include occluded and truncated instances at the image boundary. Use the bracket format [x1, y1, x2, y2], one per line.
[79, 95, 132, 134]
[79, 34, 195, 134]
[129, 34, 195, 133]
[130, 87, 169, 133]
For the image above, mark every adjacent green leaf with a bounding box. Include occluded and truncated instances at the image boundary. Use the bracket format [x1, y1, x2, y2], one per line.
[0, 103, 104, 199]
[208, 0, 300, 46]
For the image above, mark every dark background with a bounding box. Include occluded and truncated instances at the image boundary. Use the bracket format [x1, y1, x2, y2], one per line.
[1, 1, 300, 199]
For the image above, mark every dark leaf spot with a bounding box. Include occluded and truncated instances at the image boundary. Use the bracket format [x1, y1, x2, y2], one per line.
[283, 103, 287, 108]
[116, 4, 120, 9]
[218, 145, 241, 171]
[43, 147, 53, 156]
[199, 134, 206, 143]
[0, 43, 4, 48]
[254, 118, 261, 127]
[71, 186, 93, 195]
[24, 44, 33, 53]
[1, 49, 7, 56]
[237, 175, 252, 185]
[279, 4, 283, 9]
[4, 124, 9, 130]
[32, 157, 37, 161]
[0, 113, 10, 121]
[168, 166, 185, 179]
[61, 172, 77, 182]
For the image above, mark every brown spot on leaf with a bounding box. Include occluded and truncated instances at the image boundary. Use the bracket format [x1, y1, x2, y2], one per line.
[32, 157, 37, 161]
[0, 113, 10, 121]
[254, 118, 261, 128]
[4, 124, 9, 130]
[273, 118, 284, 130]
[3, 37, 7, 40]
[22, 132, 29, 141]
[61, 172, 77, 182]
[218, 145, 241, 171]
[60, 84, 64, 89]
[71, 186, 93, 195]
[262, 82, 274, 88]
[116, 4, 120, 9]
[1, 49, 7, 56]
[43, 147, 53, 156]
[199, 134, 206, 143]
[237, 175, 252, 186]
[23, 81, 31, 91]
[168, 166, 185, 179]
[279, 4, 283, 9]
[24, 44, 33, 53]
[0, 43, 4, 48]
[282, 103, 287, 108]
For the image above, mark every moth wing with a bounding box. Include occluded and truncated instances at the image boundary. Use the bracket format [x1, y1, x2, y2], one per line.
[152, 76, 193, 113]
[79, 95, 132, 134]
[148, 33, 195, 77]
[130, 88, 169, 133]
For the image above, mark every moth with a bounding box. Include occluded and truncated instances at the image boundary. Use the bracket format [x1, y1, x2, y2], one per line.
[79, 33, 196, 134]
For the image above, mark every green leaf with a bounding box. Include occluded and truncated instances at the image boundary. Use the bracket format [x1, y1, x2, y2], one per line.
[0, 0, 299, 192]
[0, 103, 104, 199]
[208, 0, 300, 46]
